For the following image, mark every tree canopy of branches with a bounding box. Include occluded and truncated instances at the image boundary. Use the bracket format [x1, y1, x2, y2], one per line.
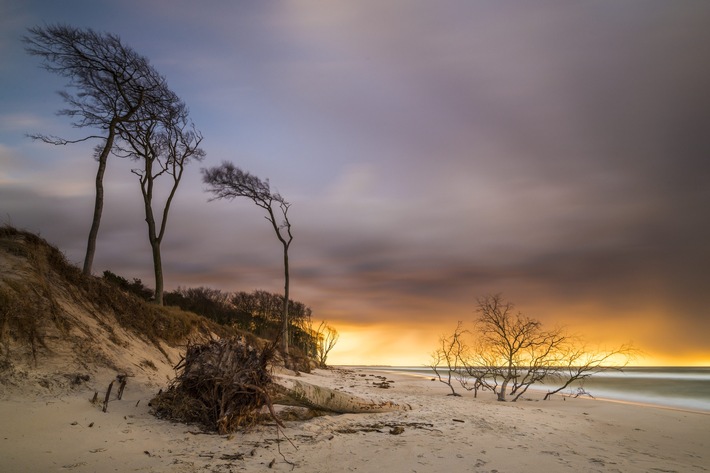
[164, 286, 235, 325]
[202, 162, 294, 358]
[163, 287, 315, 356]
[231, 290, 311, 343]
[24, 24, 171, 276]
[114, 95, 204, 305]
[471, 294, 568, 401]
[432, 294, 635, 402]
[102, 270, 153, 301]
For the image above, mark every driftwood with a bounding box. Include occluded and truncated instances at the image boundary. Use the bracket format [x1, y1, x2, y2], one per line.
[102, 380, 114, 413]
[101, 374, 129, 413]
[116, 374, 127, 400]
[271, 377, 410, 414]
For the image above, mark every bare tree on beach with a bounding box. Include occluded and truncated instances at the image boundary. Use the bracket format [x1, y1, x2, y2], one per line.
[202, 162, 294, 359]
[433, 294, 634, 402]
[472, 294, 568, 401]
[114, 99, 204, 305]
[24, 25, 169, 276]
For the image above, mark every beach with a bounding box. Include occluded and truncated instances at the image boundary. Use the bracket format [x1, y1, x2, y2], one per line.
[1, 367, 708, 472]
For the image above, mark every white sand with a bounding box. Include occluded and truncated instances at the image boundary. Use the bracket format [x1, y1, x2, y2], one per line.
[1, 367, 708, 472]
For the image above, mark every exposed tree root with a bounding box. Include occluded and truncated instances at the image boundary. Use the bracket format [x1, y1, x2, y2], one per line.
[150, 336, 277, 433]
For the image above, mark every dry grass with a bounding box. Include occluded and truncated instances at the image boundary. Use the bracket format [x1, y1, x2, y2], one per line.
[0, 226, 241, 362]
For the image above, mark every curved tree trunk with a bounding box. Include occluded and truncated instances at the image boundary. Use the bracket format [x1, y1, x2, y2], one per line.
[498, 376, 511, 401]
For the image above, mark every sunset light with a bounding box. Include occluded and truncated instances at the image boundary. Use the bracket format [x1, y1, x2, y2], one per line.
[1, 2, 709, 471]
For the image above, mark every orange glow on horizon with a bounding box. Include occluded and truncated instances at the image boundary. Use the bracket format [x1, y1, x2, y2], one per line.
[325, 323, 710, 367]
[326, 323, 437, 367]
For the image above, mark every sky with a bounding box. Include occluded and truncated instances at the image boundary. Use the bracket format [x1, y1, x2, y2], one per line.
[1, 1, 709, 366]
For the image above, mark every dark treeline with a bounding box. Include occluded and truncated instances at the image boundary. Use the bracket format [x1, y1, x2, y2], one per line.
[102, 271, 317, 358]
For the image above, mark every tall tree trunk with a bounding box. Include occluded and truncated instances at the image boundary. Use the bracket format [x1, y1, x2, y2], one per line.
[151, 238, 163, 305]
[282, 242, 289, 357]
[142, 177, 164, 306]
[140, 158, 164, 306]
[82, 127, 116, 276]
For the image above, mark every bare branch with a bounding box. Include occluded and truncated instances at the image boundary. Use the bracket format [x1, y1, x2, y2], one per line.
[429, 322, 467, 396]
[26, 133, 104, 145]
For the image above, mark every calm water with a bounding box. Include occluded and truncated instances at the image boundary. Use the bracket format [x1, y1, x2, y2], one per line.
[364, 366, 710, 413]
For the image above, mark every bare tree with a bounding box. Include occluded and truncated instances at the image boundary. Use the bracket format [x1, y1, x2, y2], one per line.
[429, 296, 637, 404]
[430, 322, 466, 396]
[24, 25, 168, 275]
[114, 99, 204, 305]
[434, 295, 634, 402]
[315, 321, 339, 368]
[471, 294, 567, 401]
[203, 163, 293, 358]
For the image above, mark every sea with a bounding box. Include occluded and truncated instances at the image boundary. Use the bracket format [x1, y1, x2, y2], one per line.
[362, 366, 710, 413]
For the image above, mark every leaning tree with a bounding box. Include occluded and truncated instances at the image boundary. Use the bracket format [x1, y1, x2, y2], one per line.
[203, 163, 294, 358]
[24, 25, 170, 275]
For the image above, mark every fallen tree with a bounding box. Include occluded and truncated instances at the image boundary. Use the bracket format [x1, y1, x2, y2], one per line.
[150, 337, 408, 433]
[271, 377, 410, 414]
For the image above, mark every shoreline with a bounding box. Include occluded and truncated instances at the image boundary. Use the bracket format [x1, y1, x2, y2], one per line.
[365, 366, 710, 415]
[364, 365, 710, 415]
[1, 366, 708, 472]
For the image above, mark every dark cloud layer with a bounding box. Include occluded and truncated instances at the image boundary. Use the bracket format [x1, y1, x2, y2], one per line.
[1, 1, 709, 364]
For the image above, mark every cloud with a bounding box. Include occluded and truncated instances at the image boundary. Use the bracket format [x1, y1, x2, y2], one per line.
[2, 1, 709, 364]
[0, 113, 45, 132]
